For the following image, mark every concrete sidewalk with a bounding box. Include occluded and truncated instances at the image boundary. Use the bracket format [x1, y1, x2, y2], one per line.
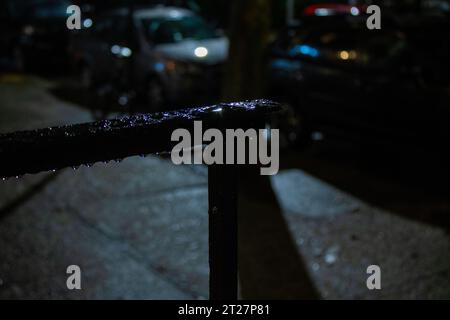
[0, 157, 208, 299]
[271, 170, 450, 299]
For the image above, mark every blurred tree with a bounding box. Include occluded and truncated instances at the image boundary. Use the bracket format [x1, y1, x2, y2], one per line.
[222, 0, 271, 101]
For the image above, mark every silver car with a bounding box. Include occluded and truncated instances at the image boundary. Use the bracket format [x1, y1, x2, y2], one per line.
[70, 5, 229, 112]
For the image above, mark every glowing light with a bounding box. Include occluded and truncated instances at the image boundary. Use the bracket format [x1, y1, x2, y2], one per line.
[120, 47, 132, 57]
[169, 10, 182, 18]
[339, 50, 350, 60]
[83, 18, 93, 28]
[290, 44, 319, 58]
[23, 25, 35, 36]
[315, 8, 332, 16]
[194, 47, 208, 58]
[154, 62, 165, 72]
[112, 45, 132, 57]
[111, 45, 121, 55]
[350, 7, 360, 16]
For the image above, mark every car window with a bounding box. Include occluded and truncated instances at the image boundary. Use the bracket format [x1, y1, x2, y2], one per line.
[141, 15, 218, 44]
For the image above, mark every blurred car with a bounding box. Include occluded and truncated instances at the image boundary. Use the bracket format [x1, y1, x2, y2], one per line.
[268, 11, 450, 150]
[1, 0, 73, 72]
[69, 5, 229, 112]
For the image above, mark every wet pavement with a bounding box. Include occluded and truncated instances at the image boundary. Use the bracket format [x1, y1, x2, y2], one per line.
[0, 75, 449, 299]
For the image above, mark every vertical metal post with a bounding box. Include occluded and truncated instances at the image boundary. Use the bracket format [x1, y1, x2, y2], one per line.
[208, 164, 238, 300]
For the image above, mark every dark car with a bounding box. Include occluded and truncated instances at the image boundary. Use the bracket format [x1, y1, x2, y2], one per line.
[1, 0, 74, 72]
[69, 5, 228, 113]
[269, 10, 450, 150]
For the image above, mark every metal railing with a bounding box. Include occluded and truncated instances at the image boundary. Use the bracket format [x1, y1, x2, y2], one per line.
[0, 99, 281, 300]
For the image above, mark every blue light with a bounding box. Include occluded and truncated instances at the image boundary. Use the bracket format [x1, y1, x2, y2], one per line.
[290, 45, 319, 58]
[271, 59, 301, 71]
[83, 18, 93, 28]
[111, 45, 121, 55]
[351, 7, 360, 16]
[154, 62, 165, 72]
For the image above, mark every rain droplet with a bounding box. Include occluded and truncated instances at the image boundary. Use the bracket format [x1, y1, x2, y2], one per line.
[324, 253, 337, 265]
[324, 246, 340, 265]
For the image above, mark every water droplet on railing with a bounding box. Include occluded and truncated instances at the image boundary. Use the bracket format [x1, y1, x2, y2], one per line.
[324, 245, 340, 265]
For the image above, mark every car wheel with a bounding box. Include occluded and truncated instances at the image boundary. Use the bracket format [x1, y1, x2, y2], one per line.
[146, 78, 165, 112]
